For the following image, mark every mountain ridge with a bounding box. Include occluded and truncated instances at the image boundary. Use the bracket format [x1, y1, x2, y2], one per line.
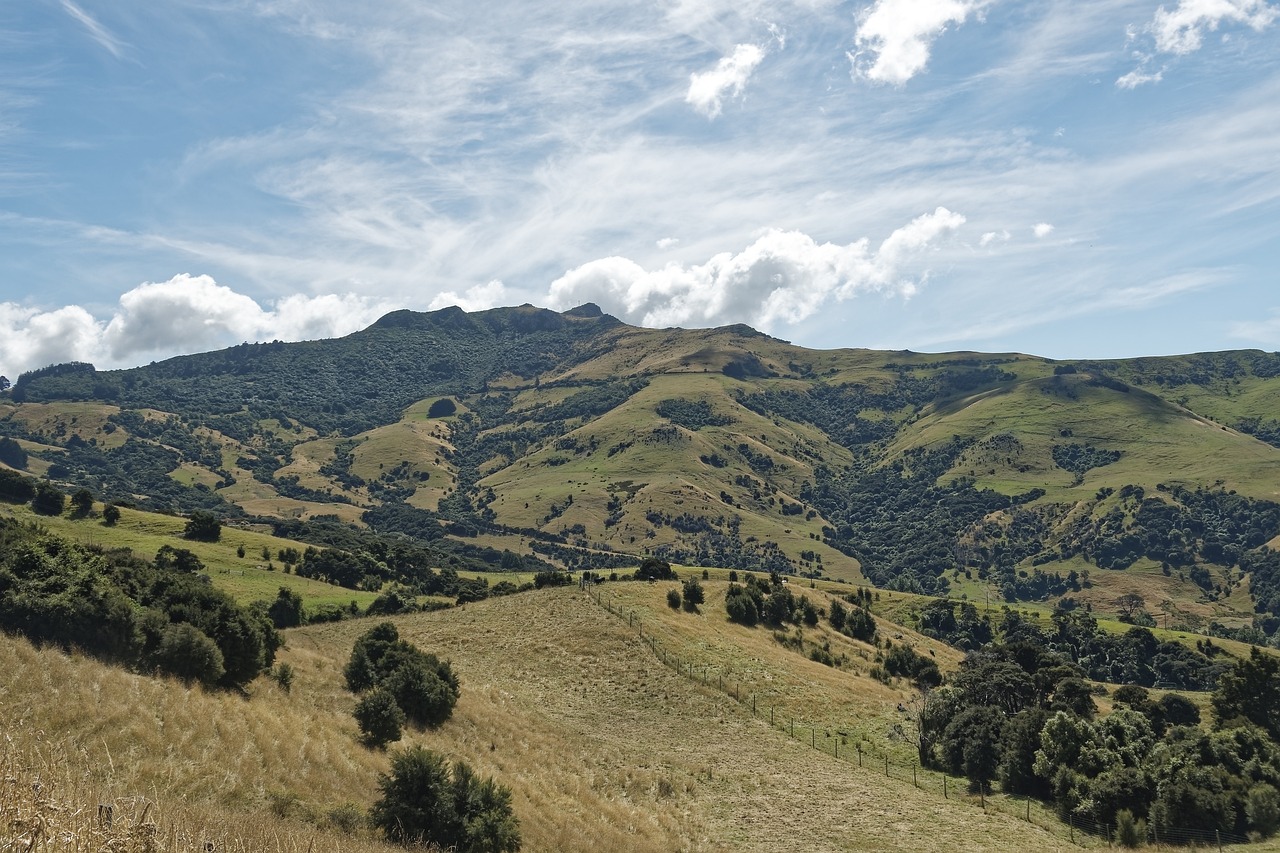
[4, 303, 1280, 636]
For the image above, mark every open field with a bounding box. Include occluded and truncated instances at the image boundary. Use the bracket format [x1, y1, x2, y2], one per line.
[4, 585, 1109, 852]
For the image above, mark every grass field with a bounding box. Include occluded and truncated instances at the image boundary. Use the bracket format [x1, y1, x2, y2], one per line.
[1, 585, 1102, 852]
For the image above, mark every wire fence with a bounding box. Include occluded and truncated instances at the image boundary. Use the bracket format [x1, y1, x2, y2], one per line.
[584, 582, 1250, 850]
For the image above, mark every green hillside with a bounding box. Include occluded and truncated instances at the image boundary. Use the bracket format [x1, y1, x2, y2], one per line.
[4, 304, 1280, 638]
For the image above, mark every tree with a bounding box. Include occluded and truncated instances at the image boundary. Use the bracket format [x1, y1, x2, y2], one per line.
[681, 578, 704, 611]
[69, 488, 94, 518]
[102, 503, 121, 526]
[1212, 647, 1280, 739]
[427, 397, 457, 417]
[635, 557, 675, 581]
[30, 481, 65, 516]
[0, 436, 27, 469]
[355, 689, 405, 748]
[1116, 593, 1146, 622]
[267, 586, 305, 628]
[0, 469, 35, 503]
[155, 544, 203, 573]
[370, 746, 520, 852]
[725, 588, 758, 626]
[0, 375, 9, 392]
[183, 510, 222, 542]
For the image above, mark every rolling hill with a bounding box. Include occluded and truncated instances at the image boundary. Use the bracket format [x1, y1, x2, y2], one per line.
[4, 303, 1280, 633]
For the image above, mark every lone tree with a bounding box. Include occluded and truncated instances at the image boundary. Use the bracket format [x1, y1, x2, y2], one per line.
[681, 578, 704, 611]
[102, 503, 121, 526]
[635, 557, 675, 581]
[31, 481, 65, 516]
[183, 510, 221, 542]
[370, 745, 520, 852]
[70, 488, 94, 518]
[345, 622, 460, 729]
[427, 397, 457, 418]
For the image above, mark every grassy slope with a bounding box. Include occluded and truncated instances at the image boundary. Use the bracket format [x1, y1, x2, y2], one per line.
[0, 501, 382, 614]
[2, 586, 1095, 853]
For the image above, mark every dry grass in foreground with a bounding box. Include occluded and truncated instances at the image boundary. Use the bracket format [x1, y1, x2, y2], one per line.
[2, 585, 1118, 851]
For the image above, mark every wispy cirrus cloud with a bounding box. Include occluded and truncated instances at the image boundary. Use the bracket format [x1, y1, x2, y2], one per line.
[59, 0, 129, 59]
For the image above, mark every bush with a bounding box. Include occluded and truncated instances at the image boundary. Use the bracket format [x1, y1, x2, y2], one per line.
[681, 578, 704, 610]
[355, 689, 406, 748]
[345, 622, 460, 729]
[151, 623, 225, 688]
[370, 746, 520, 852]
[725, 588, 759, 626]
[102, 503, 120, 525]
[1115, 809, 1146, 848]
[667, 588, 682, 610]
[31, 482, 65, 516]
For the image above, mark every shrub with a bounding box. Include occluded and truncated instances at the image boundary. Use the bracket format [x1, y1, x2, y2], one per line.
[355, 689, 406, 748]
[345, 622, 460, 729]
[151, 623, 225, 688]
[667, 588, 682, 610]
[31, 482, 65, 516]
[1115, 809, 1145, 848]
[1248, 783, 1280, 838]
[681, 578, 704, 610]
[370, 746, 520, 852]
[725, 588, 759, 626]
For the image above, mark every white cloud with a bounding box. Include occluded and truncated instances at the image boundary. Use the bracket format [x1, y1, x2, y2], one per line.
[979, 230, 1011, 246]
[850, 0, 992, 85]
[1033, 222, 1055, 238]
[427, 279, 510, 312]
[1151, 0, 1277, 55]
[0, 274, 397, 378]
[686, 43, 766, 118]
[1116, 67, 1165, 88]
[656, 237, 680, 249]
[1120, 0, 1276, 85]
[60, 0, 128, 59]
[1232, 310, 1280, 344]
[546, 208, 965, 330]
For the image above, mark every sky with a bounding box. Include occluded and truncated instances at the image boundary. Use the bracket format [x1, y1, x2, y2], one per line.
[1, 0, 1279, 379]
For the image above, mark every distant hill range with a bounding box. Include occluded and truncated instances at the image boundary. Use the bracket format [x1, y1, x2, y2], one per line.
[5, 303, 1280, 633]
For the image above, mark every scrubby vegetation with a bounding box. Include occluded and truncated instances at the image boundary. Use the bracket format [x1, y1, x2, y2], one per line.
[0, 517, 277, 688]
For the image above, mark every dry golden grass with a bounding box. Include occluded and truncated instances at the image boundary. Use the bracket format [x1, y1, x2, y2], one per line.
[3, 585, 1096, 852]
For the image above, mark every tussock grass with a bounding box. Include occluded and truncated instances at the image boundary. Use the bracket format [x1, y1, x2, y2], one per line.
[5, 586, 1091, 852]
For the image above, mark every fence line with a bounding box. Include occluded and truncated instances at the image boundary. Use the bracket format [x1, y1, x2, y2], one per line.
[583, 582, 1247, 850]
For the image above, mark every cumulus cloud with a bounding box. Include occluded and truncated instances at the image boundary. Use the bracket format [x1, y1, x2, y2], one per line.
[1120, 0, 1276, 85]
[979, 230, 1011, 247]
[850, 0, 992, 85]
[427, 280, 510, 313]
[686, 44, 766, 118]
[1033, 222, 1055, 238]
[0, 274, 397, 378]
[1151, 0, 1277, 54]
[546, 208, 965, 330]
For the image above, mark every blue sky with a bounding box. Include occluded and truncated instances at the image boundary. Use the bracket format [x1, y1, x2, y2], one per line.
[1, 0, 1278, 378]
